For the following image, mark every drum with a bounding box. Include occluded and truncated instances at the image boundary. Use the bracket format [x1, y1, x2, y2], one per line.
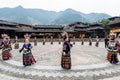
[51, 42, 53, 44]
[23, 50, 36, 66]
[14, 43, 19, 49]
[34, 42, 37, 46]
[81, 41, 84, 45]
[23, 53, 32, 66]
[73, 42, 75, 45]
[2, 51, 11, 60]
[95, 42, 98, 47]
[43, 42, 45, 45]
[107, 52, 112, 62]
[89, 42, 92, 46]
[0, 45, 2, 49]
[59, 41, 61, 44]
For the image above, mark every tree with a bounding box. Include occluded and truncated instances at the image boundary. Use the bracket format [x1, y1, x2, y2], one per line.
[101, 19, 110, 35]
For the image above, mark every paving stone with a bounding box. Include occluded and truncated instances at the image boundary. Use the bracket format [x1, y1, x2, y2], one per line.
[1, 42, 120, 80]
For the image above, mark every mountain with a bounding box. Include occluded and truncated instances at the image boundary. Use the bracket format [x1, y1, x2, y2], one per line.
[0, 6, 111, 25]
[50, 9, 87, 24]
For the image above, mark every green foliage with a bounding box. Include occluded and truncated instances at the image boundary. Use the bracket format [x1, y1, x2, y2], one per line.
[101, 19, 110, 28]
[101, 19, 110, 35]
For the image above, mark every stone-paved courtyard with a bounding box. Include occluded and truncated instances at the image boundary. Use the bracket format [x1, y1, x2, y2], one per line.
[0, 42, 120, 80]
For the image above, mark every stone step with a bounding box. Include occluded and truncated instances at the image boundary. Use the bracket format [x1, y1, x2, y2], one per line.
[4, 60, 112, 70]
[99, 76, 120, 80]
[1, 60, 120, 80]
[0, 73, 30, 80]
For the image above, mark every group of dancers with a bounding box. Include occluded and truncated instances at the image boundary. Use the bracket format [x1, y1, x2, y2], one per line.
[0, 34, 36, 66]
[0, 32, 72, 69]
[1, 32, 120, 69]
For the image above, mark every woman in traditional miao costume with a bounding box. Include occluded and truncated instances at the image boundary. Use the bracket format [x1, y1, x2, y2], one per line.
[58, 35, 61, 44]
[73, 36, 75, 45]
[0, 34, 12, 60]
[34, 37, 37, 46]
[81, 37, 84, 45]
[19, 34, 36, 66]
[14, 36, 19, 49]
[43, 37, 46, 45]
[116, 34, 120, 54]
[61, 32, 71, 69]
[95, 36, 99, 47]
[50, 36, 53, 44]
[107, 35, 119, 64]
[88, 36, 92, 46]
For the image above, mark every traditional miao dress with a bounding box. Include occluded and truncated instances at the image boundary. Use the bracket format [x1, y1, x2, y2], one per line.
[61, 41, 71, 69]
[73, 36, 75, 45]
[116, 38, 120, 54]
[95, 38, 99, 47]
[58, 36, 61, 44]
[107, 40, 119, 64]
[89, 38, 92, 46]
[14, 38, 19, 49]
[43, 38, 45, 45]
[34, 37, 37, 46]
[81, 38, 84, 45]
[51, 36, 53, 44]
[20, 43, 36, 66]
[1, 41, 12, 60]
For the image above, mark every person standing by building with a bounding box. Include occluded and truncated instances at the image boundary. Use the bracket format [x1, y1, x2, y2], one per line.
[104, 36, 109, 48]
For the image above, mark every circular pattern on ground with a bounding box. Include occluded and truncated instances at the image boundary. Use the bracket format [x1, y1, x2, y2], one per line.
[11, 42, 107, 66]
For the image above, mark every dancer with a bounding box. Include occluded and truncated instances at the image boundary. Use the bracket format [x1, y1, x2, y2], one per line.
[95, 36, 99, 47]
[107, 35, 119, 64]
[58, 35, 61, 44]
[116, 34, 120, 54]
[81, 37, 84, 45]
[34, 36, 37, 46]
[14, 36, 19, 49]
[50, 36, 53, 44]
[61, 32, 71, 69]
[43, 36, 46, 45]
[88, 36, 92, 46]
[0, 34, 12, 60]
[19, 34, 36, 66]
[73, 36, 75, 45]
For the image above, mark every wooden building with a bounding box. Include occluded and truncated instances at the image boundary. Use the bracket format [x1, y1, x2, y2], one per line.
[33, 25, 64, 38]
[108, 17, 120, 37]
[0, 20, 35, 38]
[0, 20, 104, 38]
[88, 23, 104, 38]
[67, 22, 104, 38]
[0, 20, 18, 37]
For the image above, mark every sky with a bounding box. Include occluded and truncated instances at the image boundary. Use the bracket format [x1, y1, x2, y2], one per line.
[0, 0, 120, 16]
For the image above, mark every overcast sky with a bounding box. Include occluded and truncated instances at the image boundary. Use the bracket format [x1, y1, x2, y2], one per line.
[0, 0, 120, 16]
